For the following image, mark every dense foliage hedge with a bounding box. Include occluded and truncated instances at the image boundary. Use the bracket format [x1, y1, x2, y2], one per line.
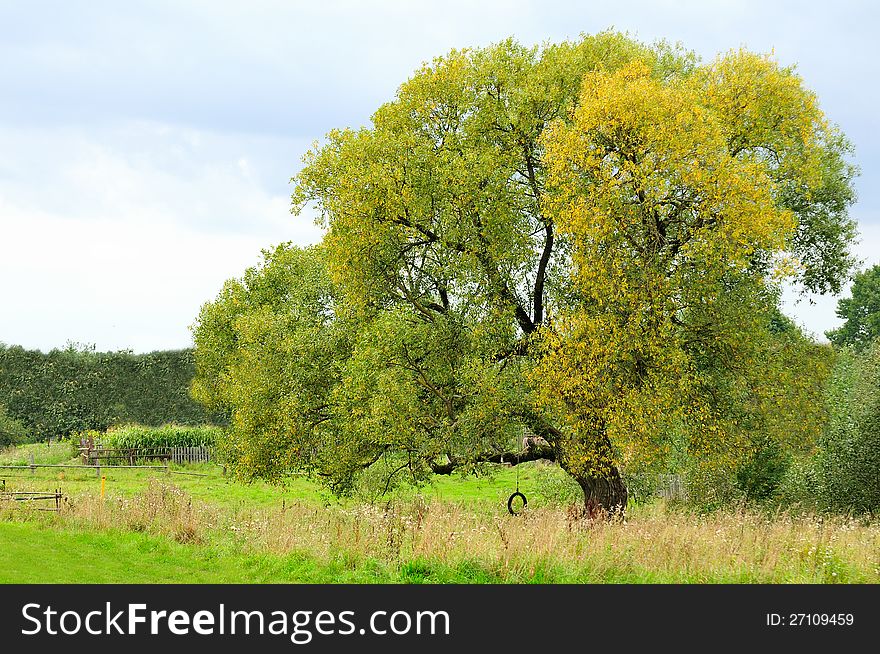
[0, 344, 226, 439]
[0, 403, 29, 448]
[101, 424, 221, 449]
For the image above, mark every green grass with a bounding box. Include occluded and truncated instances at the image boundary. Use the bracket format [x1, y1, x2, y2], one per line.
[0, 521, 729, 583]
[427, 465, 546, 503]
[0, 458, 559, 510]
[0, 522, 394, 583]
[0, 466, 335, 511]
[2, 454, 878, 584]
[0, 521, 542, 583]
[0, 441, 78, 466]
[5, 516, 873, 583]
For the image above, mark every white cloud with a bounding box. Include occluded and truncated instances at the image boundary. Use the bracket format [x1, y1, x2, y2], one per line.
[0, 0, 877, 351]
[0, 121, 322, 352]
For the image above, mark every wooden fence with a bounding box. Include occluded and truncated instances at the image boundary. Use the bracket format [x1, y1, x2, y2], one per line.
[79, 445, 213, 465]
[0, 488, 64, 512]
[169, 447, 212, 464]
[657, 474, 686, 501]
[81, 447, 171, 465]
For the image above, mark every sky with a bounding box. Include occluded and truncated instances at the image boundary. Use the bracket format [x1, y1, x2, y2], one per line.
[1, 0, 878, 353]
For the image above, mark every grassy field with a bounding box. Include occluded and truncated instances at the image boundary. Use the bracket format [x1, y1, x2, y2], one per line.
[1, 443, 879, 583]
[0, 441, 77, 466]
[0, 442, 555, 508]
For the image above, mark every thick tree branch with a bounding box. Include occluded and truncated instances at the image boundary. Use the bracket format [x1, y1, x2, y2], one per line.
[533, 221, 553, 325]
[522, 145, 552, 327]
[429, 441, 556, 475]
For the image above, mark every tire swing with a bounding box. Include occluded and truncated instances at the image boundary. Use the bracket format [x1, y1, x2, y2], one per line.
[507, 453, 528, 516]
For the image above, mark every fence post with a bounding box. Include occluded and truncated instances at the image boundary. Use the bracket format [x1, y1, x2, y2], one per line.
[96, 463, 101, 478]
[29, 452, 35, 476]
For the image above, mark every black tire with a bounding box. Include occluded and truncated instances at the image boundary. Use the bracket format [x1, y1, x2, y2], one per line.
[507, 491, 527, 515]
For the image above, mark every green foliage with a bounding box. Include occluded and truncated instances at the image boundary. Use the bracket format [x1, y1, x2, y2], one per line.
[533, 463, 583, 506]
[826, 264, 880, 350]
[0, 343, 224, 439]
[735, 438, 789, 502]
[349, 454, 425, 503]
[193, 34, 857, 513]
[681, 463, 744, 513]
[774, 455, 822, 512]
[816, 343, 880, 514]
[192, 244, 348, 483]
[650, 309, 833, 510]
[101, 424, 222, 449]
[0, 404, 30, 448]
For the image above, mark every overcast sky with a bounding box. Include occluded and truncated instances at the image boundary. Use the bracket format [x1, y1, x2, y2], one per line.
[1, 0, 877, 353]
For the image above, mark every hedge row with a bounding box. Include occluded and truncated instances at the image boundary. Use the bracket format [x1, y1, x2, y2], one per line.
[0, 344, 226, 439]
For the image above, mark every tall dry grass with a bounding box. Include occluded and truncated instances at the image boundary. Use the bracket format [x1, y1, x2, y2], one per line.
[5, 480, 879, 582]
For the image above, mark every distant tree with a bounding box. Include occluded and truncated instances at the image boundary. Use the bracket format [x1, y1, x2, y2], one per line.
[732, 312, 834, 502]
[826, 264, 880, 351]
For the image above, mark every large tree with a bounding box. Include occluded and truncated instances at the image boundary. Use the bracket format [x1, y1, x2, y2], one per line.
[193, 34, 857, 514]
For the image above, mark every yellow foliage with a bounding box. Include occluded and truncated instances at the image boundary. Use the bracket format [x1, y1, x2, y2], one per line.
[533, 52, 826, 481]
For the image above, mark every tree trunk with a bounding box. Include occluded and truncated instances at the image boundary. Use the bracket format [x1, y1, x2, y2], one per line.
[556, 423, 628, 518]
[573, 469, 628, 519]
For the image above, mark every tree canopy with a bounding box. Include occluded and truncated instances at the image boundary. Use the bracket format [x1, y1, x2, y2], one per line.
[193, 33, 857, 514]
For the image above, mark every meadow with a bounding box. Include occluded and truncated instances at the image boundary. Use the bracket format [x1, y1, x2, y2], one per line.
[1, 443, 878, 584]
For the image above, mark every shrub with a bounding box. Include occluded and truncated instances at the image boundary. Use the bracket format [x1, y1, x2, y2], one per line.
[735, 437, 790, 502]
[816, 343, 880, 515]
[681, 462, 743, 513]
[351, 454, 419, 503]
[774, 455, 821, 512]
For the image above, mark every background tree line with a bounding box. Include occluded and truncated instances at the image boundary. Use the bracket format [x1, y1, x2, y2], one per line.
[766, 264, 880, 515]
[0, 343, 225, 445]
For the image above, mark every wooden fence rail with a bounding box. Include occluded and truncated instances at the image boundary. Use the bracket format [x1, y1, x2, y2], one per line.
[78, 446, 213, 465]
[0, 489, 64, 512]
[0, 462, 168, 477]
[170, 447, 212, 464]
